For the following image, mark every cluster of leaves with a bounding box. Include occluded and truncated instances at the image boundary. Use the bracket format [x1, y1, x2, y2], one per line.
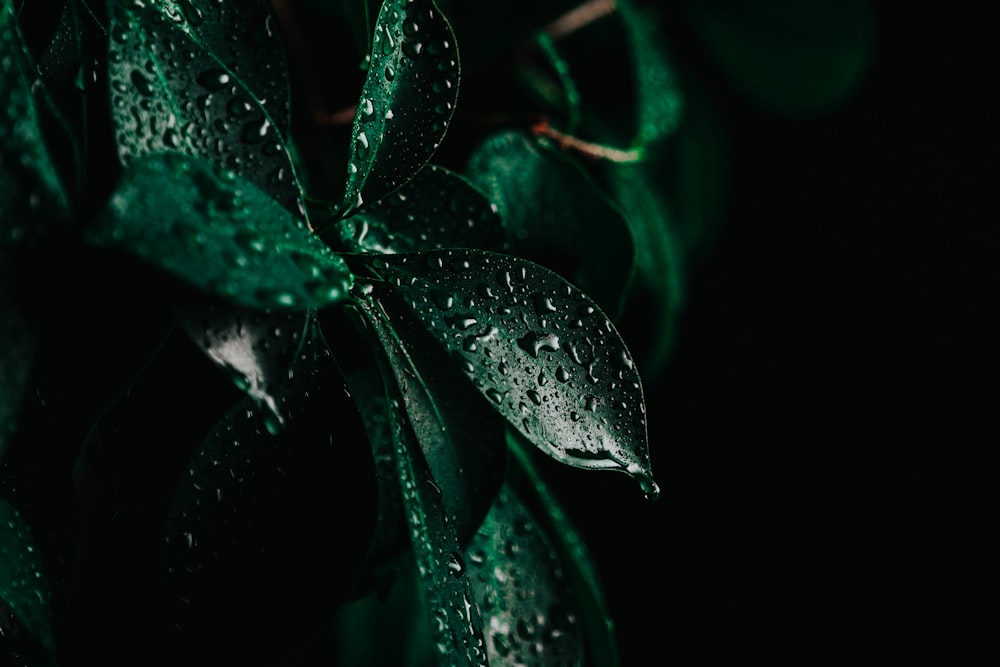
[2, 0, 873, 664]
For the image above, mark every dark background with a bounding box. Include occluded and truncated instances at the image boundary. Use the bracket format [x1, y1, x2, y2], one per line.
[549, 3, 995, 662]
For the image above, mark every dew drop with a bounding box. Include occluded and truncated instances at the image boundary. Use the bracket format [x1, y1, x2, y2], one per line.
[130, 69, 154, 96]
[197, 68, 231, 91]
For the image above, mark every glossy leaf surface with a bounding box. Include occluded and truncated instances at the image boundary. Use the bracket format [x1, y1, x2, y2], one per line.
[465, 131, 635, 320]
[106, 0, 304, 212]
[335, 163, 504, 253]
[153, 0, 293, 136]
[0, 498, 55, 654]
[87, 152, 352, 311]
[382, 344, 489, 666]
[354, 249, 658, 497]
[357, 294, 507, 547]
[341, 0, 460, 214]
[467, 484, 585, 666]
[176, 304, 315, 431]
[686, 0, 874, 115]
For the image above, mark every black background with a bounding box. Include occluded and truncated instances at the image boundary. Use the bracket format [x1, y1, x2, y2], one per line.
[548, 3, 995, 662]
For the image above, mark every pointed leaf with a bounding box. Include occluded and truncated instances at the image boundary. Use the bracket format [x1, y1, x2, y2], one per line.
[355, 294, 507, 547]
[333, 163, 505, 253]
[466, 483, 586, 666]
[0, 498, 55, 654]
[176, 303, 316, 431]
[106, 0, 304, 212]
[465, 130, 635, 321]
[341, 0, 460, 214]
[86, 152, 352, 311]
[686, 0, 875, 115]
[352, 249, 658, 497]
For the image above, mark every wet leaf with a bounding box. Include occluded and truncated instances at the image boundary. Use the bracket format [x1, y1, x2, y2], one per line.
[341, 0, 460, 214]
[0, 498, 55, 654]
[466, 483, 586, 666]
[176, 303, 315, 432]
[106, 0, 304, 213]
[164, 330, 376, 663]
[686, 0, 875, 115]
[352, 249, 658, 497]
[0, 0, 71, 235]
[87, 152, 352, 312]
[152, 0, 293, 137]
[465, 130, 635, 320]
[355, 294, 507, 548]
[333, 163, 505, 254]
[380, 355, 490, 666]
[506, 429, 620, 666]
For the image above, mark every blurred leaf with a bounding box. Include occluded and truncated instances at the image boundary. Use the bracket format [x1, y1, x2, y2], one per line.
[356, 293, 507, 550]
[332, 551, 436, 667]
[465, 130, 635, 320]
[0, 0, 71, 232]
[617, 0, 684, 147]
[686, 0, 875, 115]
[352, 249, 658, 497]
[340, 0, 460, 214]
[466, 482, 587, 666]
[106, 0, 305, 213]
[604, 159, 685, 376]
[0, 498, 55, 654]
[333, 163, 505, 253]
[86, 152, 353, 311]
[435, 0, 581, 63]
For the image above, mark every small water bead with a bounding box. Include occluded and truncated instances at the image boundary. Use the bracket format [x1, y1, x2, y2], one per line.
[130, 69, 154, 96]
[197, 68, 231, 91]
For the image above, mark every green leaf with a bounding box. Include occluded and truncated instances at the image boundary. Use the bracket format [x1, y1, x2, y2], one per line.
[686, 0, 875, 116]
[87, 152, 353, 311]
[352, 249, 659, 498]
[604, 159, 685, 376]
[176, 304, 318, 432]
[465, 130, 635, 320]
[105, 0, 304, 213]
[151, 0, 293, 137]
[506, 429, 621, 666]
[164, 332, 376, 662]
[379, 347, 490, 666]
[341, 0, 460, 214]
[0, 0, 71, 232]
[618, 0, 684, 147]
[355, 293, 508, 548]
[0, 498, 55, 654]
[333, 163, 505, 253]
[466, 483, 587, 666]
